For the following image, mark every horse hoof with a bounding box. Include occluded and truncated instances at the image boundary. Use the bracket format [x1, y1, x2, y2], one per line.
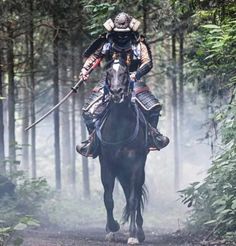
[137, 229, 145, 242]
[127, 237, 139, 245]
[106, 220, 120, 232]
[105, 232, 116, 242]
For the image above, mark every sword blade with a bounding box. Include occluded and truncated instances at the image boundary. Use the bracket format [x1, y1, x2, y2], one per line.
[25, 57, 101, 131]
[25, 79, 83, 131]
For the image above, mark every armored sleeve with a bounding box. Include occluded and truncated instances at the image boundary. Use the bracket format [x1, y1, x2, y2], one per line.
[135, 41, 153, 80]
[82, 46, 104, 71]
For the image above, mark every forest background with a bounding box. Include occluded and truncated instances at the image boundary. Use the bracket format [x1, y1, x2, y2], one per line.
[0, 0, 235, 244]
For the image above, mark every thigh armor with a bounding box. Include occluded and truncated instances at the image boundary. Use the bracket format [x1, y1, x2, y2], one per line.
[134, 82, 161, 111]
[82, 80, 162, 131]
[82, 80, 106, 132]
[134, 82, 162, 127]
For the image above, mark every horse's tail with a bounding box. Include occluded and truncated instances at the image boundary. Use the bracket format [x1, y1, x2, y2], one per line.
[122, 184, 148, 223]
[140, 184, 148, 210]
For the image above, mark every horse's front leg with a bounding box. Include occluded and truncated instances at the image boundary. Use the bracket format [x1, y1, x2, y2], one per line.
[100, 163, 120, 233]
[128, 187, 138, 239]
[136, 200, 145, 243]
[128, 160, 146, 245]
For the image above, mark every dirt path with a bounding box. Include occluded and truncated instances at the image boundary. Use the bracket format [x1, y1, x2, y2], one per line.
[16, 227, 198, 246]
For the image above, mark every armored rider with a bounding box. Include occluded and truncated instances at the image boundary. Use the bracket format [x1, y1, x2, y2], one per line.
[77, 12, 169, 157]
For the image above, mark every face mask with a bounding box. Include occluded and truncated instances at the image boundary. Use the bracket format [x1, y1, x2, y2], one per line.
[113, 32, 131, 45]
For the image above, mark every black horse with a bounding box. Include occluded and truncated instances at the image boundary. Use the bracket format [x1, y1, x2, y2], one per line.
[96, 59, 148, 244]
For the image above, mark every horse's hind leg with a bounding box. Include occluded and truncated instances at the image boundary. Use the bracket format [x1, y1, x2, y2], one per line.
[129, 186, 138, 236]
[136, 170, 146, 243]
[128, 162, 146, 244]
[118, 174, 139, 238]
[136, 199, 145, 242]
[100, 164, 120, 233]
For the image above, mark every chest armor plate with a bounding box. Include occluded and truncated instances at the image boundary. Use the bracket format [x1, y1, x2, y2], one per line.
[101, 42, 141, 72]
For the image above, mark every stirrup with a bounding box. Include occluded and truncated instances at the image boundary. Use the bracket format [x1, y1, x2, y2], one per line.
[76, 131, 100, 158]
[76, 142, 94, 157]
[149, 127, 169, 151]
[149, 146, 159, 151]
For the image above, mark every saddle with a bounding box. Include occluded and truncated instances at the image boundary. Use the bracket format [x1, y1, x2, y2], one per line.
[79, 82, 164, 158]
[83, 82, 161, 113]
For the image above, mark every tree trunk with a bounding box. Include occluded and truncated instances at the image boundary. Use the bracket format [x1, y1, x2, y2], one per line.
[179, 31, 184, 127]
[60, 37, 72, 186]
[164, 39, 173, 139]
[70, 39, 76, 190]
[77, 35, 90, 198]
[142, 0, 147, 35]
[178, 30, 184, 181]
[21, 34, 30, 175]
[220, 0, 225, 22]
[29, 0, 36, 178]
[0, 35, 5, 174]
[53, 14, 61, 190]
[172, 33, 180, 190]
[163, 39, 174, 190]
[7, 23, 16, 175]
[79, 84, 90, 199]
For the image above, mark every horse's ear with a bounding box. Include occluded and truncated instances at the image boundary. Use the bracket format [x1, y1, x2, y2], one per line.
[118, 57, 127, 67]
[105, 60, 114, 70]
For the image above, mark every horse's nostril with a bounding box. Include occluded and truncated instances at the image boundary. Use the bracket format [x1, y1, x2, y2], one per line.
[112, 88, 123, 94]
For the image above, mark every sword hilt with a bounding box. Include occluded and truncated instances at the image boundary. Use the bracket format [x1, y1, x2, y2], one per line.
[72, 58, 102, 93]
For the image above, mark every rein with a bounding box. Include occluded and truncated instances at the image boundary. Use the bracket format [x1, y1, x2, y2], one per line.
[102, 70, 134, 102]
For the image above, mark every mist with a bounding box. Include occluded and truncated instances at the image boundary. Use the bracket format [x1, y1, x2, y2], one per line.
[9, 80, 211, 235]
[1, 1, 230, 245]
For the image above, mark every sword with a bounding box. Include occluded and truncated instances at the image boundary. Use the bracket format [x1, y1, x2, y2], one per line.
[25, 58, 101, 131]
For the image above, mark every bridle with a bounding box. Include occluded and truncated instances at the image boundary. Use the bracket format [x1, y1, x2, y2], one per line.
[95, 61, 147, 146]
[102, 61, 134, 101]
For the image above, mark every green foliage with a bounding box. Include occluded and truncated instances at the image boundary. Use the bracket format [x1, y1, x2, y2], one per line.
[180, 101, 236, 236]
[186, 20, 236, 99]
[80, 0, 153, 37]
[0, 175, 50, 245]
[0, 217, 39, 246]
[16, 177, 50, 215]
[181, 2, 236, 236]
[82, 2, 117, 36]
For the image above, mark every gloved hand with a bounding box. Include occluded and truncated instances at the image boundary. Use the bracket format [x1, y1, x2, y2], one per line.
[130, 72, 136, 81]
[79, 68, 89, 81]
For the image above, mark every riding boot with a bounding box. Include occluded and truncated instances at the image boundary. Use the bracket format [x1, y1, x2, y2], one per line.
[76, 79, 108, 158]
[76, 113, 99, 158]
[76, 129, 98, 158]
[148, 110, 169, 150]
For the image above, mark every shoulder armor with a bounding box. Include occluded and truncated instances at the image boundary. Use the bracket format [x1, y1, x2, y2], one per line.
[83, 33, 107, 58]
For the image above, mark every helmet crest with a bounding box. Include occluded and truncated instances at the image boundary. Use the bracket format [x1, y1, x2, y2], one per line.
[103, 12, 141, 32]
[114, 12, 131, 31]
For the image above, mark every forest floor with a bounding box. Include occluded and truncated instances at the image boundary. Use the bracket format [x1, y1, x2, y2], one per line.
[13, 227, 193, 246]
[9, 226, 233, 246]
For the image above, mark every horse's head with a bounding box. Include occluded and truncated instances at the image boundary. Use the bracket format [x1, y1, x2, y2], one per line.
[106, 59, 131, 103]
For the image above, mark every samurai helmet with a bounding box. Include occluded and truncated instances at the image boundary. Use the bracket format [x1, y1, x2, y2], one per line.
[103, 12, 141, 32]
